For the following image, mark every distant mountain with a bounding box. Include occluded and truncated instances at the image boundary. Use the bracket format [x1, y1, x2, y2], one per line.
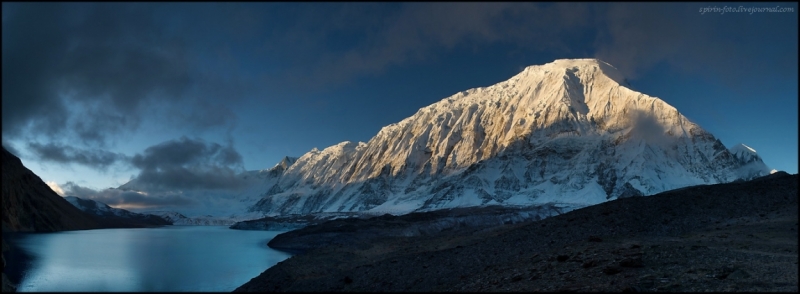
[64, 196, 171, 228]
[246, 59, 770, 216]
[144, 211, 241, 226]
[1, 147, 101, 232]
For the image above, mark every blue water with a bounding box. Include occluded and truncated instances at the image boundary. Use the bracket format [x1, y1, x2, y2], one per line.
[6, 226, 291, 292]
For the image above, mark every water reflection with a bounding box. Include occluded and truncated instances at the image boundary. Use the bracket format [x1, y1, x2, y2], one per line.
[6, 226, 291, 292]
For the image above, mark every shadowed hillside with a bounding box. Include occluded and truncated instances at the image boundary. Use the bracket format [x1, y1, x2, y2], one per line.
[1, 147, 102, 232]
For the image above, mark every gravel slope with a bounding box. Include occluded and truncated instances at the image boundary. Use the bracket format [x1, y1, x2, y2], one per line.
[235, 172, 798, 292]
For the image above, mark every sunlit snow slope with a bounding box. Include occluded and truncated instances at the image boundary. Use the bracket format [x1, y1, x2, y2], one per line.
[248, 59, 771, 215]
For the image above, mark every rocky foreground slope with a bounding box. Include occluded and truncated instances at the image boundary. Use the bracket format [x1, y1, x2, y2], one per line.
[235, 172, 797, 292]
[264, 204, 569, 254]
[230, 203, 571, 235]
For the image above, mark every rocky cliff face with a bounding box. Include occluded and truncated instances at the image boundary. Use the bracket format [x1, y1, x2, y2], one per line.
[248, 59, 771, 216]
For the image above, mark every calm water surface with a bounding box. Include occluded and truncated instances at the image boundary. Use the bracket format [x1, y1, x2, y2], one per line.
[6, 226, 291, 292]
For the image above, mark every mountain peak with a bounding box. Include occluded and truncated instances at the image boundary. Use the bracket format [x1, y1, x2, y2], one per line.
[520, 58, 627, 85]
[275, 156, 298, 170]
[728, 144, 768, 178]
[729, 143, 764, 164]
[730, 143, 757, 154]
[548, 58, 610, 67]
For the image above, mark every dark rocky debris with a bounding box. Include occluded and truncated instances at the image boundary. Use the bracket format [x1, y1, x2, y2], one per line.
[235, 172, 798, 292]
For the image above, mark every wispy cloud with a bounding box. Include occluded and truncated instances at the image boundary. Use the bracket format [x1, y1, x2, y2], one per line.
[256, 3, 596, 91]
[27, 142, 128, 170]
[252, 2, 796, 93]
[593, 3, 798, 85]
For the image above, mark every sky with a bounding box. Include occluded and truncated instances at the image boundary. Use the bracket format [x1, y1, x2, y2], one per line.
[2, 3, 797, 210]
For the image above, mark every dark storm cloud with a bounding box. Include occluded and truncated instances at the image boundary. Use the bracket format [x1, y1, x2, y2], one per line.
[63, 181, 193, 208]
[27, 142, 128, 170]
[1, 3, 239, 146]
[129, 137, 246, 191]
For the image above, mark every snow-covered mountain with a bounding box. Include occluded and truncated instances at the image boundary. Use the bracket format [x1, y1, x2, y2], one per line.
[247, 58, 771, 216]
[728, 143, 771, 180]
[64, 196, 171, 227]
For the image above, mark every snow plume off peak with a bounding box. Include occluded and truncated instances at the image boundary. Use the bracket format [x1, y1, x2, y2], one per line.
[731, 143, 757, 154]
[248, 58, 771, 216]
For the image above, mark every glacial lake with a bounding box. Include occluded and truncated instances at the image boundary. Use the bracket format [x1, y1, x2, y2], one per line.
[5, 226, 292, 292]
